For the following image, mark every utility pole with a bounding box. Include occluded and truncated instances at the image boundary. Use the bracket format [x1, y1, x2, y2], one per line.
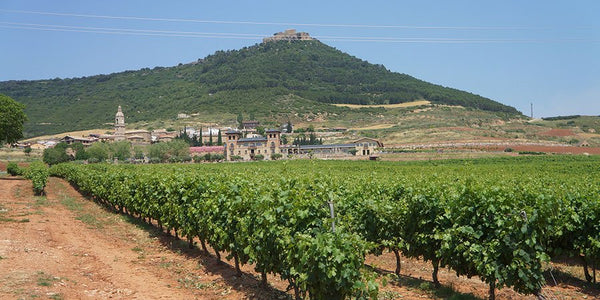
[530, 102, 533, 119]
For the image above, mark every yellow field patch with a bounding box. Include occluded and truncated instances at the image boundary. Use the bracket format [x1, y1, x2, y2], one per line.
[350, 124, 396, 130]
[23, 129, 109, 142]
[333, 100, 431, 109]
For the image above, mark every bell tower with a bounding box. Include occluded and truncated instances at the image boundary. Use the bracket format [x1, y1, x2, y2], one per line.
[114, 105, 126, 140]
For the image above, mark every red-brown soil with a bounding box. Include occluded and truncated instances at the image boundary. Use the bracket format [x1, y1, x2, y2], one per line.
[484, 144, 600, 155]
[1, 175, 598, 299]
[539, 129, 576, 137]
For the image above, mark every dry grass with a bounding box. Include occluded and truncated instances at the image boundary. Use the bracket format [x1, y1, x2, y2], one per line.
[22, 128, 108, 142]
[350, 124, 396, 130]
[332, 100, 431, 109]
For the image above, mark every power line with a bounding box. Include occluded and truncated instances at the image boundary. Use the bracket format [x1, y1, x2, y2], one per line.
[1, 22, 598, 44]
[0, 21, 267, 38]
[0, 25, 261, 40]
[0, 9, 552, 30]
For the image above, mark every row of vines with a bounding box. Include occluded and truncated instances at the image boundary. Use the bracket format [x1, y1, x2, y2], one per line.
[50, 156, 600, 299]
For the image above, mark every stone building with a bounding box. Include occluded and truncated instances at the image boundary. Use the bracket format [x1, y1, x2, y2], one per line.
[225, 129, 281, 161]
[281, 138, 382, 157]
[225, 127, 382, 161]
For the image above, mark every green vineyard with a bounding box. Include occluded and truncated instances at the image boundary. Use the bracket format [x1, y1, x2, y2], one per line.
[49, 156, 600, 299]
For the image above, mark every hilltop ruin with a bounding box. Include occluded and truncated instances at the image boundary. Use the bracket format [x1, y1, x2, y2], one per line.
[263, 29, 314, 42]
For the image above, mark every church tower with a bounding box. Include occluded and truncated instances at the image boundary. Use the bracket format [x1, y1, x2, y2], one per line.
[114, 105, 126, 140]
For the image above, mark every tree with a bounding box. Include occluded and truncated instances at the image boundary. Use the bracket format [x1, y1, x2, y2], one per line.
[309, 132, 317, 144]
[286, 121, 293, 133]
[281, 134, 288, 145]
[74, 147, 89, 160]
[86, 142, 109, 163]
[0, 94, 27, 145]
[208, 130, 213, 146]
[133, 145, 145, 160]
[148, 142, 169, 162]
[110, 140, 132, 161]
[23, 146, 32, 156]
[217, 130, 222, 146]
[237, 113, 243, 128]
[198, 127, 204, 146]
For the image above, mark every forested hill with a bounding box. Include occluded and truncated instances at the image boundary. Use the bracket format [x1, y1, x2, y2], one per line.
[0, 39, 519, 137]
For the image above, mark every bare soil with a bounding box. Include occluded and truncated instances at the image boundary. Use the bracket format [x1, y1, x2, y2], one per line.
[539, 129, 576, 137]
[0, 175, 598, 299]
[485, 144, 600, 155]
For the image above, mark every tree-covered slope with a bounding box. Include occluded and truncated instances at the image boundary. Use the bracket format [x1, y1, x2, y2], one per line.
[0, 40, 519, 137]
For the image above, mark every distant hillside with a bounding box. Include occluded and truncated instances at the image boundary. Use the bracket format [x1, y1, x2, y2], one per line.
[0, 39, 520, 137]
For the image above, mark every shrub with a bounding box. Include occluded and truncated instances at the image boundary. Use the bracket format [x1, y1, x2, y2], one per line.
[211, 153, 224, 161]
[230, 155, 243, 161]
[7, 162, 24, 176]
[149, 157, 161, 164]
[518, 151, 545, 155]
[271, 153, 283, 160]
[504, 148, 514, 152]
[43, 146, 70, 165]
[24, 161, 49, 195]
[253, 154, 264, 161]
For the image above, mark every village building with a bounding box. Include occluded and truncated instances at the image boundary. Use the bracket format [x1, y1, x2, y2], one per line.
[59, 135, 98, 146]
[29, 143, 47, 150]
[125, 130, 151, 144]
[241, 120, 260, 131]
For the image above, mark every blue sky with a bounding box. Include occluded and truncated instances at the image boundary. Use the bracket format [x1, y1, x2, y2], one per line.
[1, 1, 599, 117]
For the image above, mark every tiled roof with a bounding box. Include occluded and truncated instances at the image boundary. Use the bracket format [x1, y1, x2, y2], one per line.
[238, 137, 268, 142]
[297, 144, 358, 150]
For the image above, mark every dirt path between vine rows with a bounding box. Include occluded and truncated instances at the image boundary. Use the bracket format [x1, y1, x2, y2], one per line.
[0, 174, 598, 299]
[0, 177, 292, 299]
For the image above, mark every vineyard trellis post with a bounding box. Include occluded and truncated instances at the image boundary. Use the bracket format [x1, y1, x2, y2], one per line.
[328, 200, 335, 233]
